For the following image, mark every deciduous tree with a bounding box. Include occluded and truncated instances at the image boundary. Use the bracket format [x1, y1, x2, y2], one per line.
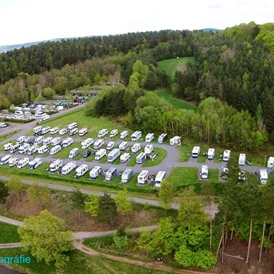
[84, 193, 100, 217]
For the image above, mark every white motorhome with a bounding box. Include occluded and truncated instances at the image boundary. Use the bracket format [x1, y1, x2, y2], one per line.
[16, 136, 26, 144]
[223, 150, 231, 162]
[144, 144, 154, 155]
[95, 149, 106, 160]
[40, 114, 50, 121]
[27, 145, 39, 155]
[207, 148, 215, 160]
[121, 169, 133, 184]
[51, 137, 62, 146]
[97, 128, 108, 138]
[0, 154, 12, 165]
[69, 128, 78, 136]
[259, 169, 268, 184]
[131, 131, 142, 142]
[17, 157, 29, 169]
[137, 170, 149, 184]
[59, 128, 68, 135]
[38, 145, 48, 154]
[89, 166, 102, 179]
[106, 141, 115, 151]
[120, 130, 128, 139]
[79, 128, 88, 137]
[120, 152, 131, 163]
[43, 136, 53, 145]
[33, 126, 42, 134]
[50, 127, 59, 135]
[200, 165, 209, 179]
[69, 148, 81, 158]
[8, 157, 18, 167]
[119, 141, 128, 151]
[29, 158, 42, 170]
[107, 148, 120, 163]
[68, 122, 78, 130]
[110, 129, 118, 138]
[131, 143, 141, 153]
[49, 159, 63, 172]
[239, 154, 246, 166]
[94, 139, 104, 149]
[50, 145, 62, 155]
[154, 171, 166, 188]
[267, 157, 274, 168]
[61, 161, 77, 175]
[18, 144, 30, 154]
[136, 152, 146, 164]
[158, 133, 168, 144]
[81, 138, 94, 149]
[105, 167, 117, 181]
[10, 144, 20, 154]
[169, 136, 181, 146]
[4, 143, 13, 151]
[35, 136, 44, 145]
[192, 146, 200, 158]
[75, 164, 89, 178]
[62, 138, 73, 148]
[41, 126, 50, 135]
[145, 133, 154, 143]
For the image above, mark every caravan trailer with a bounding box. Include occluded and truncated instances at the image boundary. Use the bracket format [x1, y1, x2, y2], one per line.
[131, 131, 142, 142]
[69, 148, 81, 158]
[28, 158, 42, 170]
[43, 136, 53, 145]
[106, 141, 115, 151]
[17, 157, 29, 169]
[69, 128, 78, 136]
[81, 138, 94, 149]
[62, 138, 73, 148]
[121, 169, 133, 184]
[35, 136, 44, 145]
[38, 145, 48, 154]
[154, 171, 166, 188]
[120, 130, 128, 139]
[131, 143, 141, 153]
[51, 137, 62, 146]
[16, 136, 26, 144]
[267, 157, 274, 168]
[200, 165, 209, 179]
[50, 145, 62, 155]
[192, 146, 200, 158]
[223, 150, 231, 162]
[79, 128, 88, 137]
[136, 152, 146, 164]
[107, 148, 120, 163]
[27, 145, 39, 155]
[8, 157, 18, 167]
[119, 141, 128, 151]
[4, 143, 13, 151]
[61, 161, 77, 175]
[97, 129, 108, 138]
[169, 136, 181, 146]
[207, 148, 215, 160]
[89, 166, 102, 179]
[120, 153, 131, 163]
[259, 169, 268, 184]
[0, 155, 12, 165]
[67, 122, 78, 130]
[49, 159, 63, 172]
[144, 144, 154, 155]
[105, 167, 117, 181]
[75, 164, 89, 178]
[18, 144, 30, 154]
[158, 133, 168, 144]
[33, 126, 42, 134]
[110, 129, 118, 138]
[41, 126, 50, 135]
[50, 127, 59, 135]
[145, 133, 154, 143]
[10, 144, 20, 154]
[238, 154, 246, 166]
[59, 128, 68, 135]
[94, 139, 104, 149]
[137, 170, 149, 184]
[95, 149, 106, 160]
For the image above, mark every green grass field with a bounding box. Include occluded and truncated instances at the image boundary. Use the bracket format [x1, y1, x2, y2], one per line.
[0, 222, 21, 243]
[0, 130, 19, 143]
[142, 147, 167, 167]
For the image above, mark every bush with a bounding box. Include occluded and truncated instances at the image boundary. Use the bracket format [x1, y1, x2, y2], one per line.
[113, 234, 129, 249]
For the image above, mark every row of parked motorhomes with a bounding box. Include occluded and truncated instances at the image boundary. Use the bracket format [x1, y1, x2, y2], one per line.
[0, 154, 42, 169]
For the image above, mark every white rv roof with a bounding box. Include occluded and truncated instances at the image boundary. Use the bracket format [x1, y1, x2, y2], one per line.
[260, 169, 268, 178]
[208, 148, 215, 153]
[192, 146, 200, 152]
[139, 170, 148, 176]
[224, 150, 231, 155]
[239, 154, 246, 158]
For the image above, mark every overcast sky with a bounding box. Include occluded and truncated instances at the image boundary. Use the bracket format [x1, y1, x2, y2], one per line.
[0, 0, 273, 46]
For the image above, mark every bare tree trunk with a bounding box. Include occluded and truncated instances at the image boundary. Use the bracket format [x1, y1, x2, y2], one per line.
[259, 217, 266, 262]
[230, 230, 234, 241]
[216, 234, 223, 257]
[245, 218, 253, 264]
[210, 219, 212, 252]
[265, 219, 273, 254]
[221, 224, 225, 263]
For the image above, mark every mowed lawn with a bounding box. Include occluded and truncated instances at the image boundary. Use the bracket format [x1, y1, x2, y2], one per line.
[0, 222, 21, 243]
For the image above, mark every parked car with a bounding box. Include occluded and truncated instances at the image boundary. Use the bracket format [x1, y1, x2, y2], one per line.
[83, 150, 92, 158]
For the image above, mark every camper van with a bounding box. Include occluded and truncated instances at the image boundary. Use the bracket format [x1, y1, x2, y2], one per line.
[43, 136, 53, 145]
[61, 161, 77, 175]
[223, 150, 231, 162]
[59, 128, 68, 135]
[259, 169, 268, 184]
[51, 137, 62, 146]
[50, 127, 59, 135]
[200, 165, 209, 179]
[131, 131, 142, 142]
[29, 158, 42, 170]
[97, 129, 108, 138]
[67, 122, 78, 130]
[81, 138, 94, 149]
[17, 157, 29, 169]
[62, 138, 73, 148]
[131, 143, 141, 153]
[38, 145, 48, 154]
[89, 166, 102, 179]
[121, 169, 133, 184]
[120, 130, 128, 139]
[238, 154, 246, 166]
[69, 128, 78, 136]
[10, 144, 20, 154]
[110, 129, 118, 138]
[120, 153, 131, 163]
[105, 167, 117, 181]
[75, 164, 89, 178]
[192, 146, 200, 158]
[207, 148, 215, 160]
[33, 126, 42, 134]
[95, 149, 106, 160]
[69, 148, 81, 158]
[27, 145, 39, 155]
[119, 141, 128, 151]
[8, 157, 18, 167]
[4, 143, 13, 151]
[136, 152, 146, 164]
[0, 154, 12, 165]
[34, 136, 44, 145]
[50, 145, 62, 155]
[267, 157, 274, 168]
[79, 128, 88, 137]
[106, 141, 115, 151]
[41, 126, 51, 135]
[154, 171, 166, 188]
[144, 144, 154, 155]
[158, 133, 168, 144]
[145, 133, 154, 143]
[49, 159, 63, 172]
[94, 139, 104, 149]
[107, 148, 120, 163]
[18, 144, 30, 154]
[137, 170, 149, 184]
[169, 136, 181, 146]
[16, 136, 26, 144]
